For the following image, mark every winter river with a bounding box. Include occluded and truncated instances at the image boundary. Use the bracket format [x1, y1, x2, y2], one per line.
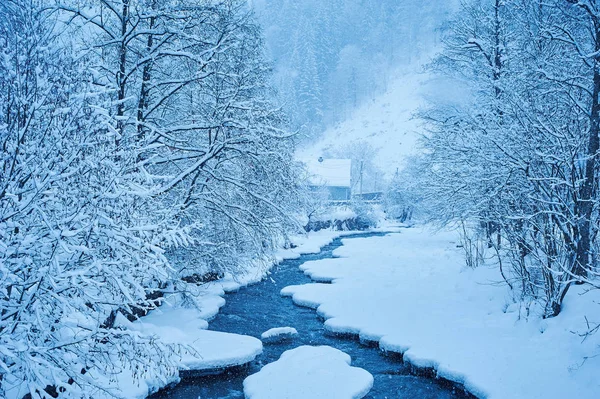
[149, 232, 473, 399]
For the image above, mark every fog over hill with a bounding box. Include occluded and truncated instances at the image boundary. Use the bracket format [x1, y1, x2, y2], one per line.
[252, 0, 459, 142]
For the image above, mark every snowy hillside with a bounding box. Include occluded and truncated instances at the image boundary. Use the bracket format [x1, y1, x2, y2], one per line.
[297, 67, 430, 176]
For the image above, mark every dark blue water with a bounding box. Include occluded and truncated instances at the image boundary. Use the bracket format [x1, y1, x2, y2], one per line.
[150, 232, 473, 399]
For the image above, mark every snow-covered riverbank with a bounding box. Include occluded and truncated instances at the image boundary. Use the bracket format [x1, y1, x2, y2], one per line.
[282, 227, 600, 399]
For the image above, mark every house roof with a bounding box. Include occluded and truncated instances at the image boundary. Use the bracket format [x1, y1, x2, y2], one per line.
[302, 158, 352, 188]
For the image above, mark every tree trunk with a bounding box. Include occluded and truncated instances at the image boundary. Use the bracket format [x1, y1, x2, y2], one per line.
[116, 0, 130, 148]
[574, 21, 600, 281]
[137, 15, 155, 141]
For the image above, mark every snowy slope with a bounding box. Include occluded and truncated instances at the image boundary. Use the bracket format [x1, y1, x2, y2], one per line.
[297, 67, 430, 176]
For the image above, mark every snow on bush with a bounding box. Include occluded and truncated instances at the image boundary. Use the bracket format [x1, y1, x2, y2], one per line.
[305, 203, 380, 232]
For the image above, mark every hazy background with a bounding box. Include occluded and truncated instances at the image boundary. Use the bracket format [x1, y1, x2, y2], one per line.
[252, 0, 459, 143]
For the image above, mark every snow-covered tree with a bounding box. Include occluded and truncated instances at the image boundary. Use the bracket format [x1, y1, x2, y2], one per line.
[0, 2, 186, 396]
[0, 0, 303, 396]
[417, 0, 600, 317]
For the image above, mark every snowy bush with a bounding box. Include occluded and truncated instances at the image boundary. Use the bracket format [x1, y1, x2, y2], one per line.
[384, 175, 415, 223]
[305, 202, 379, 232]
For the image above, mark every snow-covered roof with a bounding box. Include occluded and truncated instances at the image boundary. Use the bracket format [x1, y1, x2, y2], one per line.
[302, 158, 352, 187]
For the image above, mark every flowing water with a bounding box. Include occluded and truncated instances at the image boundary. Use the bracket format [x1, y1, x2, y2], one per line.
[150, 232, 472, 399]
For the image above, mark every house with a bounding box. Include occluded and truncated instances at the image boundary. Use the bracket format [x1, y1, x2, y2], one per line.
[302, 157, 352, 201]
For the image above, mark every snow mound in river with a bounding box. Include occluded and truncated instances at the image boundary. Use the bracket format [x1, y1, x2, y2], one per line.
[261, 327, 298, 343]
[243, 345, 373, 399]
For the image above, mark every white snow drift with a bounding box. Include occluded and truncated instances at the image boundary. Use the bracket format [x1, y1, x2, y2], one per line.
[126, 307, 263, 371]
[282, 228, 600, 399]
[243, 345, 373, 399]
[261, 327, 298, 342]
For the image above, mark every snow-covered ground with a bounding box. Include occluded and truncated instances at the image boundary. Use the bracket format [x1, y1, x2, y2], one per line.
[243, 345, 373, 399]
[282, 227, 600, 399]
[123, 309, 263, 371]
